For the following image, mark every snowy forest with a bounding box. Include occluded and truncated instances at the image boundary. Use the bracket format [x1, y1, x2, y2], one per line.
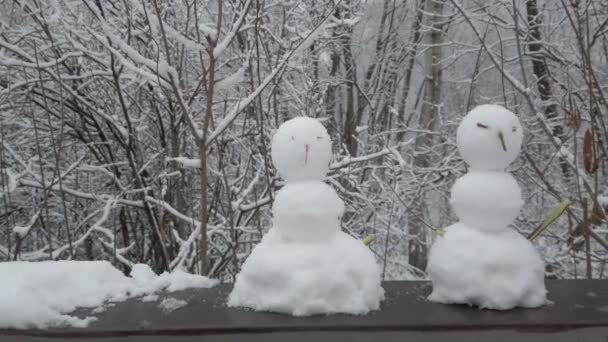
[0, 0, 606, 281]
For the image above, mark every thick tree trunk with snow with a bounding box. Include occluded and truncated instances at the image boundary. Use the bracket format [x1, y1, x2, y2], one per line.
[342, 28, 358, 156]
[408, 0, 445, 271]
[525, 0, 561, 139]
[397, 0, 426, 138]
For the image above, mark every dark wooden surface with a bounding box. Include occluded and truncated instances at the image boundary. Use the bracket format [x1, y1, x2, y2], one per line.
[1, 280, 607, 341]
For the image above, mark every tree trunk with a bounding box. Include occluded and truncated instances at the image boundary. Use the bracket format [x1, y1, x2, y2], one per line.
[342, 26, 358, 156]
[525, 0, 561, 138]
[397, 0, 426, 141]
[408, 0, 445, 271]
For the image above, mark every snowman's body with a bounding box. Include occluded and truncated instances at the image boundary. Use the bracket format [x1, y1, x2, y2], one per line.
[426, 105, 547, 310]
[228, 117, 384, 316]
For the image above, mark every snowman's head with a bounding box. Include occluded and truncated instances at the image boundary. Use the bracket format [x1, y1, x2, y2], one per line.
[456, 105, 523, 170]
[271, 117, 332, 183]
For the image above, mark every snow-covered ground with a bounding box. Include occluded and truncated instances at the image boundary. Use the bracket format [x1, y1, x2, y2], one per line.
[0, 261, 217, 329]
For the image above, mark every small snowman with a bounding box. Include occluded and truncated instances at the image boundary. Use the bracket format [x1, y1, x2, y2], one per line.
[426, 104, 547, 310]
[228, 117, 384, 316]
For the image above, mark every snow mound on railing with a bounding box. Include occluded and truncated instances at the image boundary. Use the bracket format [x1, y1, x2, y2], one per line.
[0, 261, 217, 329]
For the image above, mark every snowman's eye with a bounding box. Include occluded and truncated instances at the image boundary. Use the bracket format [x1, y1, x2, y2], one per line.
[291, 136, 295, 141]
[512, 126, 517, 132]
[316, 136, 323, 140]
[476, 122, 489, 129]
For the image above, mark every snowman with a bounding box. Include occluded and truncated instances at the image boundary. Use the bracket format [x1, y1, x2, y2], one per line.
[426, 104, 547, 310]
[228, 117, 384, 316]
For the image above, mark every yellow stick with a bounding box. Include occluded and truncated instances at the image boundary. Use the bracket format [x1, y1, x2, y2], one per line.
[527, 199, 571, 241]
[363, 235, 375, 246]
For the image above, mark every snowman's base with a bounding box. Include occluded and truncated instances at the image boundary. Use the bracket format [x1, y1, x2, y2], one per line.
[427, 288, 547, 311]
[426, 223, 548, 310]
[227, 229, 384, 316]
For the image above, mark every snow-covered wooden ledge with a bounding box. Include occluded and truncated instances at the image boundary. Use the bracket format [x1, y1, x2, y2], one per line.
[2, 280, 607, 341]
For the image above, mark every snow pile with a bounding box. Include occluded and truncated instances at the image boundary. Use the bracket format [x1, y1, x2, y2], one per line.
[427, 104, 547, 310]
[228, 228, 383, 316]
[159, 298, 187, 313]
[427, 223, 547, 309]
[0, 261, 217, 328]
[228, 117, 384, 316]
[129, 263, 217, 292]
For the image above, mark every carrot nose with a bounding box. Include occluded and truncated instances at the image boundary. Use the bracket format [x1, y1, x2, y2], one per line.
[304, 144, 310, 166]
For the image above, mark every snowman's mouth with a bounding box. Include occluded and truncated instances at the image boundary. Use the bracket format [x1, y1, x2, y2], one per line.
[498, 131, 507, 152]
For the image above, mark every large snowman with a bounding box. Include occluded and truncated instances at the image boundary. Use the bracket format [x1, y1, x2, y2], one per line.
[228, 117, 384, 316]
[426, 104, 547, 310]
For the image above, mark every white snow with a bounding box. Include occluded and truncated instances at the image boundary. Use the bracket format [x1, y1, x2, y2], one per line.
[1, 168, 18, 198]
[456, 104, 523, 170]
[12, 226, 29, 238]
[228, 229, 384, 316]
[141, 294, 159, 302]
[159, 298, 187, 313]
[0, 261, 217, 329]
[450, 171, 523, 232]
[216, 65, 246, 92]
[427, 223, 547, 310]
[319, 51, 332, 66]
[598, 195, 608, 208]
[213, 0, 253, 58]
[272, 182, 343, 242]
[426, 104, 547, 310]
[355, 125, 369, 133]
[166, 157, 201, 169]
[130, 263, 217, 292]
[91, 306, 107, 314]
[229, 117, 384, 315]
[199, 23, 218, 40]
[12, 211, 41, 238]
[271, 117, 332, 183]
[159, 23, 206, 53]
[205, 50, 294, 144]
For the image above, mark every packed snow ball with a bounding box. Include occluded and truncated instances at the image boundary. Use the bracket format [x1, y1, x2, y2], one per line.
[273, 182, 344, 242]
[271, 117, 332, 182]
[456, 104, 523, 170]
[450, 171, 523, 232]
[427, 224, 547, 310]
[227, 229, 384, 316]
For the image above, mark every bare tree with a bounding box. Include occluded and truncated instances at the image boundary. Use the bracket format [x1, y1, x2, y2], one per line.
[407, 0, 446, 271]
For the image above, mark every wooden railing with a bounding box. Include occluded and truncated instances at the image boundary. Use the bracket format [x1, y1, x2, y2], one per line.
[2, 280, 607, 341]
